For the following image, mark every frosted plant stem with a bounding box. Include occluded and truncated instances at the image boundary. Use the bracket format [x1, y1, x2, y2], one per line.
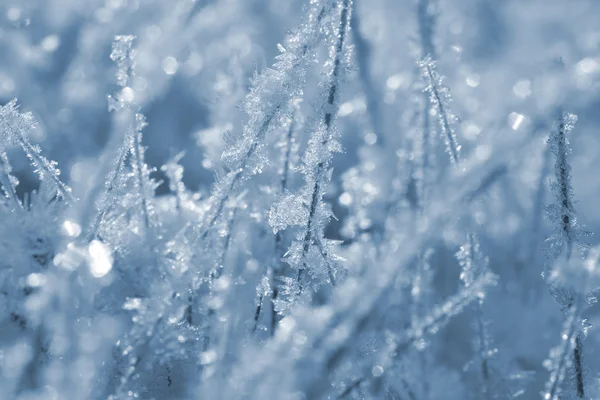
[297, 0, 350, 290]
[200, 209, 236, 362]
[15, 136, 74, 202]
[197, 3, 328, 242]
[558, 113, 586, 397]
[86, 137, 130, 241]
[545, 111, 581, 262]
[463, 233, 492, 397]
[210, 208, 237, 281]
[88, 37, 155, 240]
[187, 208, 236, 327]
[131, 122, 152, 230]
[396, 8, 440, 391]
[574, 334, 584, 398]
[418, 57, 461, 166]
[253, 114, 297, 334]
[403, 1, 439, 343]
[408, 248, 433, 398]
[543, 301, 580, 400]
[200, 109, 279, 241]
[545, 111, 587, 398]
[422, 62, 460, 164]
[419, 95, 433, 207]
[417, 0, 436, 205]
[475, 301, 491, 398]
[0, 104, 74, 202]
[556, 116, 573, 259]
[279, 114, 296, 195]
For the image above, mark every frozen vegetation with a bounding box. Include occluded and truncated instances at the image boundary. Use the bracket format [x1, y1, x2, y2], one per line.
[1, 0, 600, 399]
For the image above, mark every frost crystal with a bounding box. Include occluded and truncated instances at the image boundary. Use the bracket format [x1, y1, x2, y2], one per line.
[111, 35, 137, 87]
[268, 193, 308, 233]
[0, 100, 73, 202]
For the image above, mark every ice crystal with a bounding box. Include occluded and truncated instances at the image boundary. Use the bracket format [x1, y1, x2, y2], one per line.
[110, 35, 137, 88]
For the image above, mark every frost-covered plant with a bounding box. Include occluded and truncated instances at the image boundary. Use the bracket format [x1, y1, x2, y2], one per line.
[418, 52, 512, 399]
[3, 0, 600, 399]
[545, 112, 588, 262]
[252, 104, 301, 333]
[418, 56, 461, 164]
[457, 234, 497, 398]
[0, 100, 83, 399]
[84, 35, 158, 242]
[269, 0, 352, 312]
[195, 0, 329, 241]
[0, 101, 74, 203]
[542, 112, 594, 400]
